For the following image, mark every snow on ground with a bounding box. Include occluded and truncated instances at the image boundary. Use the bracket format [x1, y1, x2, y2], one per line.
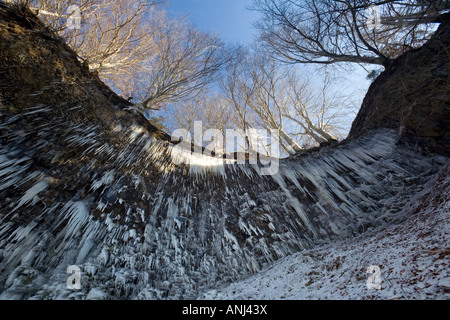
[200, 165, 450, 300]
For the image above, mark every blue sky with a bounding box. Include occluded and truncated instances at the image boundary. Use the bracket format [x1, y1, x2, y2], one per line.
[163, 0, 372, 138]
[166, 0, 371, 90]
[168, 0, 259, 44]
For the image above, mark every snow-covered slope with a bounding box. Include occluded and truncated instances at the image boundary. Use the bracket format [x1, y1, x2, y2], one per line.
[201, 165, 450, 300]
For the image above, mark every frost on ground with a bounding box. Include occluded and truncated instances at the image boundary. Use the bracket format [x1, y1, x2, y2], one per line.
[201, 164, 450, 300]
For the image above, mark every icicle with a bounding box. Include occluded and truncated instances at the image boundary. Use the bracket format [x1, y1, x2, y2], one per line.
[12, 179, 50, 212]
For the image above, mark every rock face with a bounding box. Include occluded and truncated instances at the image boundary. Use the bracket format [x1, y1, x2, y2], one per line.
[0, 4, 448, 299]
[349, 13, 450, 157]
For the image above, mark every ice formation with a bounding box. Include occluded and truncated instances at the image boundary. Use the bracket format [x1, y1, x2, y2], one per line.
[0, 100, 448, 300]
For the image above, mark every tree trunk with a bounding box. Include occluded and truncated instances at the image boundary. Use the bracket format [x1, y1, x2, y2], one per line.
[279, 129, 303, 153]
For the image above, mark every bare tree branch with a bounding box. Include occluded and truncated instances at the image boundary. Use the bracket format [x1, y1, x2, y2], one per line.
[252, 0, 449, 67]
[24, 0, 229, 110]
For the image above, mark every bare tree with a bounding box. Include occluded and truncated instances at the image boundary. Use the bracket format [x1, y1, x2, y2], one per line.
[244, 54, 304, 154]
[29, 1, 161, 72]
[166, 90, 239, 155]
[134, 22, 228, 110]
[22, 0, 228, 110]
[252, 0, 449, 67]
[222, 49, 356, 154]
[171, 100, 202, 135]
[170, 92, 238, 151]
[199, 94, 238, 133]
[282, 73, 357, 146]
[220, 48, 261, 150]
[218, 48, 289, 155]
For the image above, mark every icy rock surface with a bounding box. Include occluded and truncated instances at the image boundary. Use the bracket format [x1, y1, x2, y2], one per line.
[0, 103, 448, 300]
[200, 165, 450, 300]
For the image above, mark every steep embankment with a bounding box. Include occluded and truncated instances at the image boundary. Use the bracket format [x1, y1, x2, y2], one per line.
[201, 165, 450, 300]
[0, 3, 448, 299]
[349, 13, 450, 157]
